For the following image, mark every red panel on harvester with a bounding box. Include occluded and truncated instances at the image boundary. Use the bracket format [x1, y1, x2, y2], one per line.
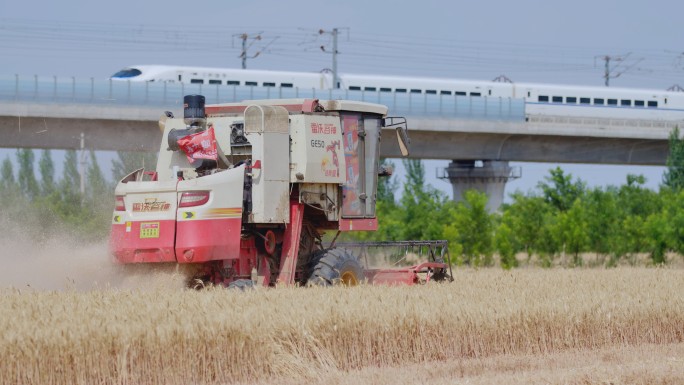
[109, 220, 176, 263]
[175, 218, 242, 263]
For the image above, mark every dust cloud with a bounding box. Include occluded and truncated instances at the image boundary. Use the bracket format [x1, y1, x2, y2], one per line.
[0, 222, 192, 291]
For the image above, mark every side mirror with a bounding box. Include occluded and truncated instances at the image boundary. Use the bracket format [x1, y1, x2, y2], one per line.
[385, 117, 410, 157]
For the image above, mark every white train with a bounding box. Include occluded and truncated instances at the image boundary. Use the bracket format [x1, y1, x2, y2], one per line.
[111, 64, 684, 121]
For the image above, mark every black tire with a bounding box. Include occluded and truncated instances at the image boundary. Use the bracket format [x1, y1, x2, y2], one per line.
[307, 248, 364, 286]
[430, 268, 451, 282]
[430, 257, 452, 283]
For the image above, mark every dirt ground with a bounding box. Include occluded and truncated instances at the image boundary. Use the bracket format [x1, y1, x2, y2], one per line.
[261, 343, 684, 385]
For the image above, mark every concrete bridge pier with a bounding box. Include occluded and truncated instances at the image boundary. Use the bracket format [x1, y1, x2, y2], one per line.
[439, 160, 521, 212]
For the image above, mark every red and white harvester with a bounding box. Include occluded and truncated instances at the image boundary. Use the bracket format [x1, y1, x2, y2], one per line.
[109, 96, 452, 287]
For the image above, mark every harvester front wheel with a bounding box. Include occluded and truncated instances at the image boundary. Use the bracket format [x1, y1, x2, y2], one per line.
[307, 249, 364, 286]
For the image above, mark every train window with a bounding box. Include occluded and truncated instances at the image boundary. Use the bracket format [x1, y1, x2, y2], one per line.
[607, 99, 618, 106]
[552, 96, 562, 103]
[456, 91, 467, 96]
[527, 91, 531, 97]
[594, 98, 605, 105]
[440, 90, 452, 95]
[665, 98, 668, 104]
[263, 82, 276, 87]
[246, 81, 257, 86]
[178, 75, 182, 81]
[488, 90, 492, 96]
[209, 80, 221, 85]
[634, 100, 645, 107]
[648, 101, 658, 108]
[280, 83, 293, 88]
[566, 97, 577, 103]
[349, 86, 361, 91]
[112, 68, 142, 78]
[426, 90, 437, 94]
[380, 87, 392, 92]
[190, 79, 204, 84]
[227, 80, 240, 85]
[580, 97, 591, 104]
[410, 89, 422, 94]
[621, 99, 631, 106]
[538, 95, 549, 102]
[470, 92, 481, 97]
[364, 87, 377, 92]
[395, 88, 407, 93]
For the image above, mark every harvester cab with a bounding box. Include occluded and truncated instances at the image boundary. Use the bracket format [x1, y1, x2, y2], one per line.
[109, 96, 451, 287]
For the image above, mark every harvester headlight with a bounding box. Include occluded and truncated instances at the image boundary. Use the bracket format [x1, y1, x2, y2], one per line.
[179, 191, 210, 207]
[114, 195, 125, 211]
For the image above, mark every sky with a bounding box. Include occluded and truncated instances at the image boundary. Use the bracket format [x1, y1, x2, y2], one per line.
[1, 0, 683, 197]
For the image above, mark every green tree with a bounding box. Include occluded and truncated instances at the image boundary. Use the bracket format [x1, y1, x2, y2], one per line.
[56, 150, 84, 219]
[377, 158, 398, 204]
[663, 126, 684, 190]
[619, 174, 660, 217]
[553, 199, 590, 266]
[604, 174, 661, 265]
[86, 150, 108, 199]
[61, 150, 81, 196]
[38, 149, 55, 197]
[535, 211, 562, 267]
[495, 222, 518, 269]
[399, 159, 449, 240]
[1, 157, 15, 190]
[584, 188, 620, 262]
[659, 189, 684, 260]
[401, 159, 425, 200]
[538, 167, 586, 212]
[500, 193, 548, 256]
[16, 149, 39, 200]
[611, 215, 647, 266]
[370, 159, 403, 242]
[644, 212, 668, 265]
[398, 159, 425, 240]
[444, 190, 494, 266]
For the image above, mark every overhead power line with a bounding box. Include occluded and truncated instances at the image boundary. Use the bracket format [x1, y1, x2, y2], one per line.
[318, 28, 349, 88]
[1, 18, 684, 88]
[232, 33, 279, 69]
[595, 53, 644, 87]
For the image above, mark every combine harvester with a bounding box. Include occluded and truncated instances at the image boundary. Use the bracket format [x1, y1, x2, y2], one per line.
[109, 96, 452, 287]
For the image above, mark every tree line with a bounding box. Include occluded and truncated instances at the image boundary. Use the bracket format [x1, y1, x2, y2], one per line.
[356, 127, 684, 267]
[1, 127, 683, 267]
[365, 160, 681, 267]
[0, 150, 154, 241]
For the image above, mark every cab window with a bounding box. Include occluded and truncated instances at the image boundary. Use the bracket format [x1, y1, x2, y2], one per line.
[341, 113, 382, 218]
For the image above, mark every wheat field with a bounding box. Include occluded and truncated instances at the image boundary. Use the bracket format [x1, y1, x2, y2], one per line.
[1, 268, 683, 385]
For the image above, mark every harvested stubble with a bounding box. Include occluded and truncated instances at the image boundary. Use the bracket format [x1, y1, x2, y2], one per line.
[1, 268, 683, 385]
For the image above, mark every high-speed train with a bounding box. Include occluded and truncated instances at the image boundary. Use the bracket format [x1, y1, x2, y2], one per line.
[111, 64, 684, 121]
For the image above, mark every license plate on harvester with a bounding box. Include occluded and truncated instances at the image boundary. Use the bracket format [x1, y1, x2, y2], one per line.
[140, 222, 160, 238]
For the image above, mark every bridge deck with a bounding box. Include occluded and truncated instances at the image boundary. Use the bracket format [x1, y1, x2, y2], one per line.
[0, 76, 676, 165]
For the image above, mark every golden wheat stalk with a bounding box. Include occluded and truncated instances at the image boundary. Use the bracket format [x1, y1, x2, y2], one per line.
[0, 268, 682, 384]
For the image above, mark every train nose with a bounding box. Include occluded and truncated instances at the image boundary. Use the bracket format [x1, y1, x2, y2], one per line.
[111, 67, 142, 79]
